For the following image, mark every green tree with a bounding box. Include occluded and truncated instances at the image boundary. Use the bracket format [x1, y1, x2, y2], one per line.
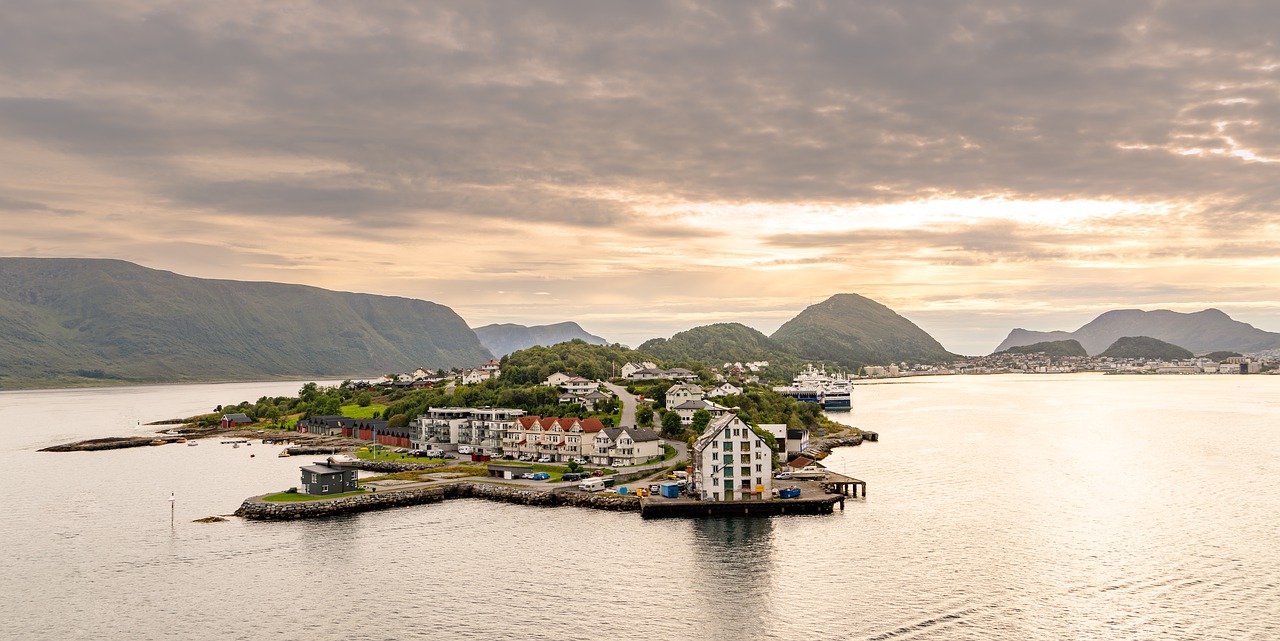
[298, 382, 319, 403]
[661, 410, 682, 436]
[355, 391, 373, 407]
[566, 460, 583, 474]
[691, 409, 712, 435]
[635, 405, 654, 427]
[387, 413, 410, 428]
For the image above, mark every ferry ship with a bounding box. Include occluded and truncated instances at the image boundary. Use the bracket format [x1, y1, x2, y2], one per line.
[772, 364, 853, 409]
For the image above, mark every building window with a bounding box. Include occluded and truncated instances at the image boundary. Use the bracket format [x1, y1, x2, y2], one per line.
[740, 466, 750, 477]
[755, 451, 762, 460]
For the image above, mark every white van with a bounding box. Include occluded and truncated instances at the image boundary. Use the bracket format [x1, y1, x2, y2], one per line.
[457, 445, 473, 455]
[578, 478, 605, 492]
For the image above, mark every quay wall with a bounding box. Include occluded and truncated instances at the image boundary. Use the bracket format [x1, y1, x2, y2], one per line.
[234, 482, 641, 520]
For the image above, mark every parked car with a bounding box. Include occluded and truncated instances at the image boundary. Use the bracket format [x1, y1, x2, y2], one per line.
[774, 472, 792, 480]
[530, 472, 550, 480]
[591, 470, 605, 476]
[536, 456, 552, 463]
[562, 473, 582, 482]
[518, 454, 533, 461]
[572, 457, 588, 465]
[648, 484, 661, 494]
[521, 472, 536, 479]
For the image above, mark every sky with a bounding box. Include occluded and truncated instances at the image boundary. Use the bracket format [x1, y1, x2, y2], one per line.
[2, 1, 1279, 355]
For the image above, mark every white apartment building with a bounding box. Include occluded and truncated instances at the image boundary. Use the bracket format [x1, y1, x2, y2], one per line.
[692, 413, 772, 502]
[415, 406, 525, 455]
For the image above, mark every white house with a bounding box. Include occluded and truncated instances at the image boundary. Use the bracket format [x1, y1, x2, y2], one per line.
[671, 398, 732, 425]
[706, 382, 742, 398]
[543, 372, 575, 387]
[692, 414, 771, 501]
[759, 423, 808, 457]
[620, 361, 658, 379]
[591, 427, 662, 467]
[664, 382, 704, 407]
[560, 376, 597, 395]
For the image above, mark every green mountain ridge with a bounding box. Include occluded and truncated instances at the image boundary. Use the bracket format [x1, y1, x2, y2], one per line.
[997, 339, 1088, 358]
[0, 258, 492, 389]
[1099, 336, 1194, 360]
[638, 322, 791, 364]
[770, 294, 960, 369]
[635, 295, 957, 371]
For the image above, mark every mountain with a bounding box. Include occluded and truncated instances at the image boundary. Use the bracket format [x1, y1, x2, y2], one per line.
[994, 308, 1280, 356]
[638, 322, 789, 364]
[1099, 336, 1194, 360]
[473, 321, 607, 358]
[769, 293, 959, 368]
[0, 257, 492, 389]
[997, 339, 1088, 358]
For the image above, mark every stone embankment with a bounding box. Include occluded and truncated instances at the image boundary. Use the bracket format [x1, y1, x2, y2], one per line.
[801, 433, 865, 460]
[234, 482, 640, 520]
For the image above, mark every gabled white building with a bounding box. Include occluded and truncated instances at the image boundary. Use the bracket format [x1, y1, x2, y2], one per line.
[692, 414, 772, 501]
[664, 382, 704, 407]
[706, 382, 742, 398]
[671, 398, 732, 425]
[620, 361, 658, 379]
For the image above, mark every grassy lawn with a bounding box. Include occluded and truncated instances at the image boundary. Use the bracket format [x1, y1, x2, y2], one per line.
[340, 404, 387, 419]
[261, 489, 369, 502]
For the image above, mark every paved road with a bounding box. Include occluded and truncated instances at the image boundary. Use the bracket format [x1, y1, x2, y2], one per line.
[602, 381, 638, 427]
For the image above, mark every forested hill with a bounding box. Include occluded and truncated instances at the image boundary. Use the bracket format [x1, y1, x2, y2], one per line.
[1098, 336, 1195, 360]
[997, 339, 1088, 358]
[473, 321, 607, 357]
[638, 323, 792, 364]
[770, 293, 959, 368]
[0, 257, 491, 389]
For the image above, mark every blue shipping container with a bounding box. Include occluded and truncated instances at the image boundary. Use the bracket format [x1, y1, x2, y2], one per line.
[659, 482, 680, 498]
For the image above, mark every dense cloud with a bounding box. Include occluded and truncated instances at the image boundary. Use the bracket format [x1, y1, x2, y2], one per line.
[2, 1, 1279, 353]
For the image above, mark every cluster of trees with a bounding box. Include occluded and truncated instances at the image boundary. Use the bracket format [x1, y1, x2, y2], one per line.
[499, 340, 650, 385]
[376, 377, 619, 428]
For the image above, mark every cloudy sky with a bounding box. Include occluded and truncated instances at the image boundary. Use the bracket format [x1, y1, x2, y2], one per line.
[3, 1, 1279, 354]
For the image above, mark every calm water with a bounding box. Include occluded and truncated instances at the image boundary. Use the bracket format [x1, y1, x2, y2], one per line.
[2, 375, 1277, 640]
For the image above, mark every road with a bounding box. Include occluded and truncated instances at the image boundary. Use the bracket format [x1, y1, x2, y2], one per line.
[602, 381, 638, 427]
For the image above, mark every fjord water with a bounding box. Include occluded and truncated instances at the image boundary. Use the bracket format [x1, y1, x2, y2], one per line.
[2, 375, 1277, 640]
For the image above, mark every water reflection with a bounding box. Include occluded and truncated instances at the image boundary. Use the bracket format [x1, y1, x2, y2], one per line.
[688, 518, 778, 640]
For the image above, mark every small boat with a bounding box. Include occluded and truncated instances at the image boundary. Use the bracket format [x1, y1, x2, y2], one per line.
[233, 443, 240, 449]
[149, 439, 166, 446]
[176, 437, 187, 443]
[187, 441, 198, 446]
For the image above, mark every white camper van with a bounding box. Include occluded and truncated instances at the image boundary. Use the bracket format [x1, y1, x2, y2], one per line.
[578, 478, 605, 492]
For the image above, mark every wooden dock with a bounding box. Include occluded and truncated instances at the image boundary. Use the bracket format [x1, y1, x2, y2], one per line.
[637, 478, 852, 519]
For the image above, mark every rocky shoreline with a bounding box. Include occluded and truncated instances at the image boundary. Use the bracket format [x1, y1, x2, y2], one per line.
[40, 428, 363, 453]
[234, 482, 641, 520]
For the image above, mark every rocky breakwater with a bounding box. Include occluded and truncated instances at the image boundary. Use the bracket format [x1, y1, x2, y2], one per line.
[235, 482, 640, 521]
[802, 433, 865, 460]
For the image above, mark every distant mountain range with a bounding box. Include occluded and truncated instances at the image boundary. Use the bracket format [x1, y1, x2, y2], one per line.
[0, 258, 491, 389]
[638, 294, 959, 370]
[473, 322, 607, 358]
[994, 308, 1280, 356]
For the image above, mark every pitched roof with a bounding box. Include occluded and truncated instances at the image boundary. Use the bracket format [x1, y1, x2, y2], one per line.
[222, 413, 252, 423]
[620, 428, 661, 442]
[300, 463, 348, 476]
